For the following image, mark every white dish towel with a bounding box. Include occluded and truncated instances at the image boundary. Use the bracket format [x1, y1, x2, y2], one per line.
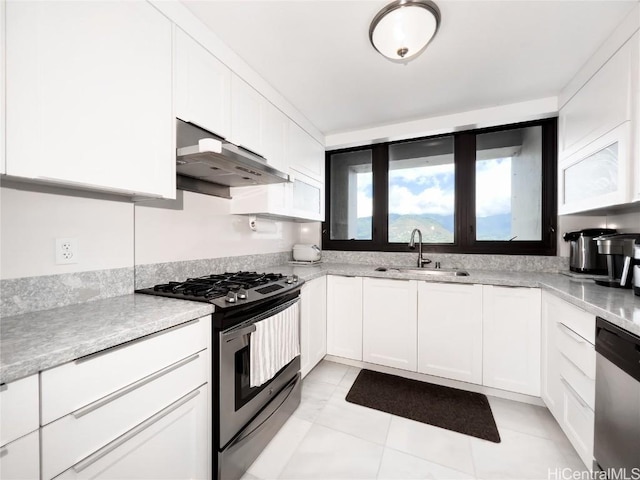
[250, 302, 300, 388]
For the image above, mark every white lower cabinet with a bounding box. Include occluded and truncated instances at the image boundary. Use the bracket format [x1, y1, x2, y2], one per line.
[363, 278, 417, 371]
[541, 291, 595, 469]
[301, 277, 327, 377]
[482, 286, 541, 396]
[417, 283, 483, 384]
[0, 430, 40, 480]
[54, 385, 207, 480]
[0, 373, 39, 480]
[326, 275, 363, 361]
[41, 317, 211, 480]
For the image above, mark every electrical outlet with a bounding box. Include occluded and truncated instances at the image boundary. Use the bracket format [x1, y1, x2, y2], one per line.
[55, 238, 78, 265]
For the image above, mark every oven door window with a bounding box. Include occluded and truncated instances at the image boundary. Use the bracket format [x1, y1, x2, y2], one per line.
[234, 345, 286, 411]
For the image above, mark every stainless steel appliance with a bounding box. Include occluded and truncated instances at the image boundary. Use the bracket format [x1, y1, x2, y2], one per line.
[594, 317, 640, 470]
[176, 120, 290, 199]
[594, 233, 640, 288]
[137, 271, 303, 480]
[563, 228, 616, 273]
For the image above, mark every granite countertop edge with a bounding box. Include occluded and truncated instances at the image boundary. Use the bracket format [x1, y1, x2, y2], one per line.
[2, 262, 638, 384]
[1, 295, 214, 384]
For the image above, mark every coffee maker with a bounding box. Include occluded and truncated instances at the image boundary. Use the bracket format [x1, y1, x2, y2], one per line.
[594, 233, 640, 288]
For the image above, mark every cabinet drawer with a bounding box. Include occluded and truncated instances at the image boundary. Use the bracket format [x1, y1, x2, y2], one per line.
[41, 317, 208, 424]
[548, 297, 594, 344]
[42, 350, 206, 480]
[53, 384, 207, 480]
[0, 374, 39, 446]
[559, 352, 595, 411]
[556, 321, 596, 379]
[561, 379, 594, 469]
[0, 429, 40, 480]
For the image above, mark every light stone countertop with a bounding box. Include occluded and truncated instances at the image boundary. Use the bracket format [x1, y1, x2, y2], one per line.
[0, 295, 213, 384]
[270, 263, 640, 338]
[2, 262, 639, 384]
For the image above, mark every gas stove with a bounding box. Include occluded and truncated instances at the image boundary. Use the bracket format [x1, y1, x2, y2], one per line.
[135, 271, 302, 310]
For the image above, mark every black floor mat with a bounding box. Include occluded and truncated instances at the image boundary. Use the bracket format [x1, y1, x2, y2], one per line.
[345, 369, 501, 443]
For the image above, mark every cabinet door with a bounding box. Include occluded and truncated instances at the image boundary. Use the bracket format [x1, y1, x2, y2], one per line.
[301, 277, 327, 378]
[363, 278, 417, 371]
[417, 283, 483, 384]
[0, 430, 39, 480]
[482, 286, 541, 396]
[559, 32, 635, 159]
[558, 122, 631, 214]
[5, 1, 174, 198]
[541, 292, 563, 419]
[289, 171, 325, 222]
[287, 121, 324, 182]
[55, 385, 208, 480]
[261, 102, 288, 171]
[175, 28, 230, 139]
[230, 74, 264, 158]
[0, 374, 39, 447]
[326, 276, 363, 361]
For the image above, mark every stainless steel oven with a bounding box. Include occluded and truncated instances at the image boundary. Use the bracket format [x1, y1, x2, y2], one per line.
[215, 293, 302, 480]
[135, 271, 304, 480]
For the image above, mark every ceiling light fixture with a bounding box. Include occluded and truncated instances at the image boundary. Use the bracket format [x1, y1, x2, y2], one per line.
[369, 0, 441, 62]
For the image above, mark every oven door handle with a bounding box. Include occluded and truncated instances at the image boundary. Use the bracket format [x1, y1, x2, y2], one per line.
[222, 324, 257, 342]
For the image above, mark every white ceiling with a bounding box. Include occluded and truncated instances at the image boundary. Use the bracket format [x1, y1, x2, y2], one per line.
[182, 0, 637, 136]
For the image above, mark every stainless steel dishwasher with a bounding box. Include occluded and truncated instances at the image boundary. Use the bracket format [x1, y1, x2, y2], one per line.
[594, 317, 640, 471]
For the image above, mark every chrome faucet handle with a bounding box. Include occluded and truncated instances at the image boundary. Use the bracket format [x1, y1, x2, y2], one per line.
[420, 257, 432, 267]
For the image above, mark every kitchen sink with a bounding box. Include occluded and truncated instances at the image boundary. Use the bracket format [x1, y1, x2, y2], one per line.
[374, 267, 470, 277]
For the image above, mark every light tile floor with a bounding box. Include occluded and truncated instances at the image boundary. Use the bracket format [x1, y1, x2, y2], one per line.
[243, 360, 586, 480]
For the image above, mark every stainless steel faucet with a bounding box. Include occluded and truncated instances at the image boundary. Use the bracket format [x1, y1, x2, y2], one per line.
[408, 228, 432, 268]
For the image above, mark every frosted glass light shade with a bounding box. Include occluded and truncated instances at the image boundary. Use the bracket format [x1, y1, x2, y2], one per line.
[370, 0, 440, 61]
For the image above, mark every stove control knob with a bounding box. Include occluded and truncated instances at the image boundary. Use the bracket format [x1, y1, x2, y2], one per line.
[237, 289, 248, 300]
[286, 276, 294, 284]
[225, 292, 237, 303]
[285, 275, 299, 285]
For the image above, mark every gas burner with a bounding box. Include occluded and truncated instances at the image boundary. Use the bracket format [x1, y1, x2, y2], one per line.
[136, 271, 297, 308]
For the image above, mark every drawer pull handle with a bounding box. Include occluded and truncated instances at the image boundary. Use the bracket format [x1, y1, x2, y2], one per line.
[75, 319, 199, 364]
[0, 446, 8, 458]
[557, 322, 587, 344]
[560, 376, 590, 410]
[72, 388, 201, 473]
[72, 353, 200, 419]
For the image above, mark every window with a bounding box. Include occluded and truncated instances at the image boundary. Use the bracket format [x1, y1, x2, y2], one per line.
[323, 119, 557, 255]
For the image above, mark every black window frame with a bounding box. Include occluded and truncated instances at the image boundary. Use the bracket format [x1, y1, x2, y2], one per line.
[322, 118, 558, 255]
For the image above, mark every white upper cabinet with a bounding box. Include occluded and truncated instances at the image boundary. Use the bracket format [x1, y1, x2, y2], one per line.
[261, 103, 288, 171]
[417, 283, 483, 385]
[482, 286, 541, 396]
[362, 278, 417, 371]
[287, 121, 325, 182]
[175, 28, 231, 140]
[5, 1, 175, 199]
[558, 31, 639, 213]
[559, 33, 635, 160]
[230, 74, 265, 158]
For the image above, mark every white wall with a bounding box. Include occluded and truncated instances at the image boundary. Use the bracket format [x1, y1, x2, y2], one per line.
[0, 182, 314, 280]
[325, 97, 558, 150]
[134, 190, 302, 265]
[0, 183, 134, 279]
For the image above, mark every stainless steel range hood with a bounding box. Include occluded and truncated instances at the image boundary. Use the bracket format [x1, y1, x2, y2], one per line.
[176, 120, 289, 198]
